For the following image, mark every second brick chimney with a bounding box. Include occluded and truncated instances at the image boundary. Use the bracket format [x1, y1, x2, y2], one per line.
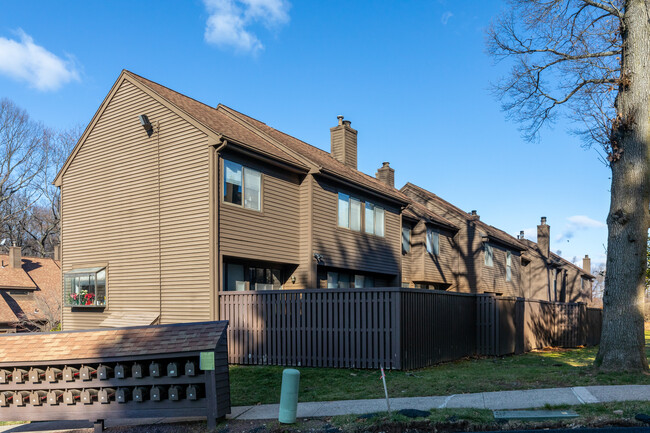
[537, 217, 550, 259]
[8, 245, 21, 269]
[330, 115, 358, 169]
[583, 255, 591, 274]
[375, 162, 394, 188]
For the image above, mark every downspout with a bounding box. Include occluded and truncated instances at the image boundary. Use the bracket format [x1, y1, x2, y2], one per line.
[214, 139, 227, 319]
[155, 120, 162, 323]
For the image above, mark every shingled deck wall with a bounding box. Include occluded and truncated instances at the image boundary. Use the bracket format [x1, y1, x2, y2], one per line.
[220, 288, 602, 370]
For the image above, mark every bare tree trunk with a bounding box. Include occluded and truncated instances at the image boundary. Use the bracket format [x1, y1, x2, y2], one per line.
[596, 0, 650, 372]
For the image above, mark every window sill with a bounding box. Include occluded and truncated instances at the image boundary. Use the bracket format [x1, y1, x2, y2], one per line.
[69, 305, 106, 311]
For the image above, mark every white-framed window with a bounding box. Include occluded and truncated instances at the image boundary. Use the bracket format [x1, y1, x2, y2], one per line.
[506, 251, 512, 282]
[338, 194, 384, 236]
[224, 160, 261, 211]
[402, 226, 411, 253]
[484, 244, 494, 267]
[350, 197, 361, 231]
[338, 193, 349, 228]
[364, 202, 385, 236]
[426, 227, 440, 255]
[338, 193, 361, 231]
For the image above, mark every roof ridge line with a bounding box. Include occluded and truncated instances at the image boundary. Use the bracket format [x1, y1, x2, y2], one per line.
[123, 71, 223, 139]
[217, 105, 318, 171]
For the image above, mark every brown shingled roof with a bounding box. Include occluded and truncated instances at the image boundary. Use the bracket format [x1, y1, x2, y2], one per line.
[124, 71, 408, 204]
[0, 321, 227, 365]
[217, 105, 409, 204]
[402, 201, 458, 231]
[402, 182, 525, 251]
[0, 256, 61, 326]
[124, 71, 307, 170]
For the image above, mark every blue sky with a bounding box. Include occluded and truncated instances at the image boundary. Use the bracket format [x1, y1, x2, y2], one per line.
[0, 1, 610, 267]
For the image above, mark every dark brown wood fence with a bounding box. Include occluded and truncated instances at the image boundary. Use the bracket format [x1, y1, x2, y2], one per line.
[399, 290, 476, 370]
[219, 288, 602, 370]
[220, 288, 401, 369]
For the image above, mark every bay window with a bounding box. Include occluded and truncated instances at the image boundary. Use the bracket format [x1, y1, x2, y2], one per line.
[64, 267, 107, 307]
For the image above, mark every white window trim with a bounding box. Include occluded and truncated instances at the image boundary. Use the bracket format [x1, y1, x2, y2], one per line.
[484, 244, 494, 267]
[338, 194, 385, 236]
[223, 159, 262, 211]
[426, 227, 440, 255]
[402, 226, 411, 253]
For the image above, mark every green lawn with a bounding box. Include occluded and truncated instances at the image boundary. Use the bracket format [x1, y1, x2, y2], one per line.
[330, 401, 650, 432]
[229, 331, 650, 406]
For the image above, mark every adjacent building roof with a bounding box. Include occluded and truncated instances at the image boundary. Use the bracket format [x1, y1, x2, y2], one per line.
[0, 255, 61, 325]
[519, 238, 595, 279]
[0, 321, 227, 365]
[401, 182, 526, 251]
[402, 201, 458, 232]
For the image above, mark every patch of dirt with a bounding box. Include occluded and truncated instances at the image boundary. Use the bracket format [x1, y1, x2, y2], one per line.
[80, 415, 647, 433]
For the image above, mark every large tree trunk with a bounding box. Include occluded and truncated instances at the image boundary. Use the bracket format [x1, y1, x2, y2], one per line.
[596, 0, 650, 372]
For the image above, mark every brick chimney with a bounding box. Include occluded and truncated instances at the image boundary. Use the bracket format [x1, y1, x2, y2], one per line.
[519, 230, 525, 240]
[53, 244, 60, 261]
[8, 245, 21, 269]
[375, 162, 394, 187]
[330, 115, 358, 169]
[582, 254, 591, 274]
[537, 217, 550, 259]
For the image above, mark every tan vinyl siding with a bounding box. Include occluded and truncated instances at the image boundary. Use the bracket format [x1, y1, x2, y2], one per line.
[311, 178, 400, 279]
[290, 174, 312, 289]
[219, 152, 301, 267]
[158, 113, 211, 324]
[61, 79, 211, 330]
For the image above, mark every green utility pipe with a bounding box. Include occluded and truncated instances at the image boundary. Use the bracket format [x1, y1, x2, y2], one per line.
[278, 369, 300, 424]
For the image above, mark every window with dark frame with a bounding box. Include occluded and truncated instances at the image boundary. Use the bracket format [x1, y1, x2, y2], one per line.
[506, 251, 512, 282]
[224, 261, 282, 291]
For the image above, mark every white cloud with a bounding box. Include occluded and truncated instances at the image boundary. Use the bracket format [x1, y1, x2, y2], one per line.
[203, 0, 290, 54]
[566, 215, 606, 228]
[441, 11, 453, 25]
[0, 29, 79, 91]
[557, 215, 606, 242]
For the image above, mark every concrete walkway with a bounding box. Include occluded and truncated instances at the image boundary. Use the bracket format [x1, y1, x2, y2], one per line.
[1, 385, 649, 432]
[229, 385, 650, 420]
